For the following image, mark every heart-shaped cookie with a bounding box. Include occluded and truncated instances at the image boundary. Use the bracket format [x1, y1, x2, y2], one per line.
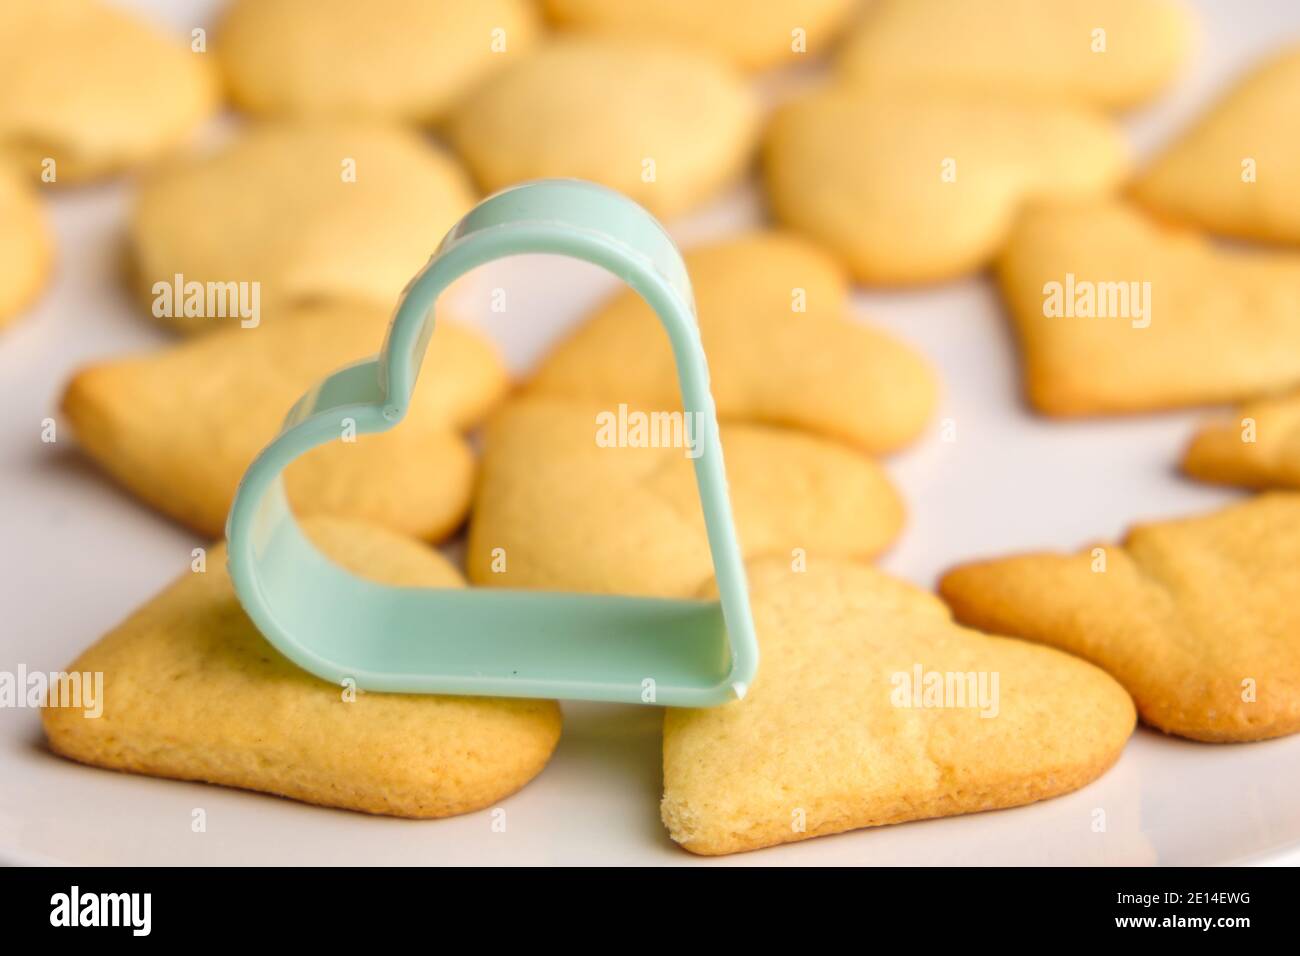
[447, 37, 758, 220]
[940, 493, 1300, 742]
[1134, 45, 1300, 244]
[528, 231, 937, 453]
[1, 0, 217, 182]
[43, 517, 562, 817]
[468, 397, 906, 597]
[1184, 391, 1300, 489]
[61, 302, 507, 541]
[130, 122, 476, 329]
[997, 201, 1300, 415]
[542, 0, 858, 71]
[837, 0, 1189, 110]
[663, 556, 1135, 854]
[216, 0, 540, 123]
[763, 87, 1128, 284]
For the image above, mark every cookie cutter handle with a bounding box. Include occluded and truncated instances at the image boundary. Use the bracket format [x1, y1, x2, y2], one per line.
[226, 179, 757, 706]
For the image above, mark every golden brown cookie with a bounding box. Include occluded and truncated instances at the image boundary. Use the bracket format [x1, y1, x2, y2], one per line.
[0, 164, 51, 328]
[61, 302, 507, 541]
[663, 557, 1135, 855]
[1133, 45, 1300, 244]
[446, 37, 758, 220]
[543, 0, 857, 71]
[0, 0, 217, 182]
[939, 493, 1300, 743]
[838, 0, 1190, 110]
[43, 517, 562, 818]
[467, 397, 905, 597]
[527, 231, 937, 453]
[997, 200, 1300, 415]
[763, 87, 1128, 284]
[1183, 392, 1300, 489]
[216, 0, 540, 123]
[129, 122, 476, 329]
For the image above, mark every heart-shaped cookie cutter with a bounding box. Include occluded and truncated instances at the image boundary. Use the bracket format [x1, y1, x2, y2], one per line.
[226, 179, 758, 706]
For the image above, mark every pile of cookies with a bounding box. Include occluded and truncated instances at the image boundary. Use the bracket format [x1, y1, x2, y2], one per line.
[7, 0, 1299, 857]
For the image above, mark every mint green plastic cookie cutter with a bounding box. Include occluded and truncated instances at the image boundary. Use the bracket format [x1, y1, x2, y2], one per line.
[225, 179, 758, 707]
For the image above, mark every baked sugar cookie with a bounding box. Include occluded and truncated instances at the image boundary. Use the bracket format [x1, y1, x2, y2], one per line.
[528, 232, 936, 452]
[1133, 45, 1300, 244]
[447, 38, 758, 220]
[663, 557, 1135, 855]
[43, 517, 562, 818]
[0, 0, 217, 182]
[62, 302, 507, 541]
[1183, 392, 1300, 489]
[940, 494, 1300, 743]
[0, 165, 51, 328]
[217, 0, 539, 123]
[763, 88, 1128, 284]
[130, 123, 476, 329]
[543, 0, 857, 71]
[838, 0, 1190, 110]
[997, 201, 1300, 416]
[467, 398, 904, 597]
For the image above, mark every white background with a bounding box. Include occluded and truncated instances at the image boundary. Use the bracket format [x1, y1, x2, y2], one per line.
[2, 0, 1299, 865]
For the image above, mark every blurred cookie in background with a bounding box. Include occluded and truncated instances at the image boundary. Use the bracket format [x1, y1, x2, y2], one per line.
[0, 0, 217, 182]
[838, 0, 1190, 110]
[764, 88, 1128, 284]
[129, 122, 476, 329]
[528, 230, 937, 453]
[543, 0, 858, 72]
[1183, 391, 1300, 490]
[60, 301, 507, 542]
[216, 0, 540, 124]
[997, 200, 1300, 416]
[447, 37, 759, 220]
[1133, 45, 1300, 245]
[0, 164, 51, 329]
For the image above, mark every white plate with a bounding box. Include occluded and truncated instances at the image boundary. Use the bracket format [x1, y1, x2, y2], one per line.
[2, 0, 1299, 866]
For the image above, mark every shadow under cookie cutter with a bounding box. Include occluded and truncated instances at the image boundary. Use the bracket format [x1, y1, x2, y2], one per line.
[225, 179, 758, 706]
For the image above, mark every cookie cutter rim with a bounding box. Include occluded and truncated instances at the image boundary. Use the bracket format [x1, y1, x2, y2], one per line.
[225, 179, 758, 707]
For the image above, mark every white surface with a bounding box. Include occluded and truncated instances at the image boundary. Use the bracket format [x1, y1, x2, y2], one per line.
[3, 0, 1300, 866]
